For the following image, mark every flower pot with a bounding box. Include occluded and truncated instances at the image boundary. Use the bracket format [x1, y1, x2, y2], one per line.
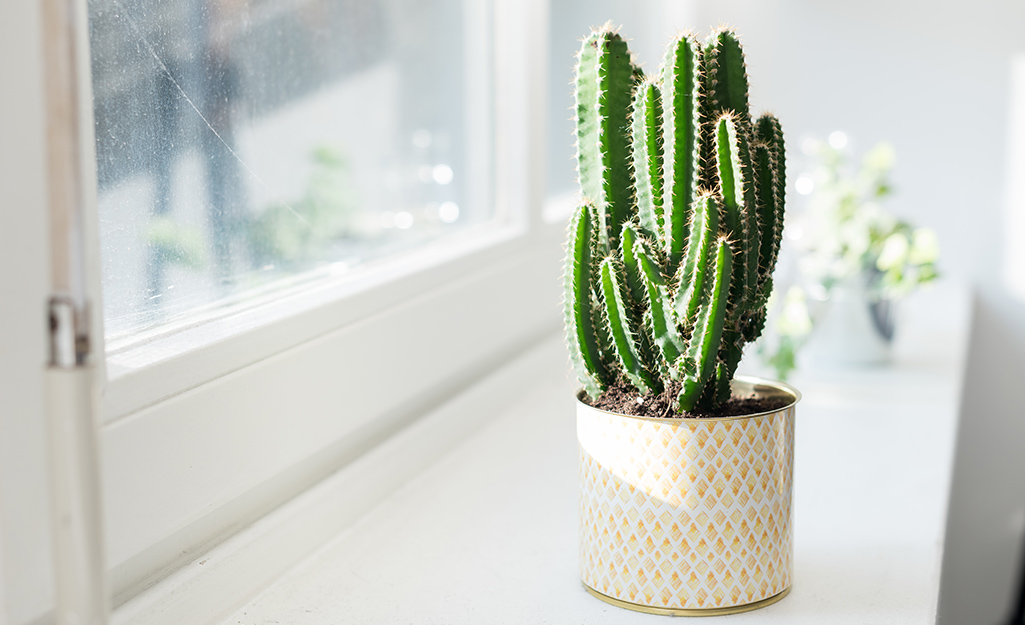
[577, 376, 800, 616]
[804, 276, 893, 366]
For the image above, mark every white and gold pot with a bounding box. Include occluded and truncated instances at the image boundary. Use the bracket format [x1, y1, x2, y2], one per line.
[578, 376, 800, 616]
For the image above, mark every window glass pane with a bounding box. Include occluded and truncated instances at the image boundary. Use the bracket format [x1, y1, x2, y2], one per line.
[89, 0, 493, 338]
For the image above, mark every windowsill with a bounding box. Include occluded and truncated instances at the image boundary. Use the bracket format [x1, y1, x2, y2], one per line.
[179, 281, 969, 624]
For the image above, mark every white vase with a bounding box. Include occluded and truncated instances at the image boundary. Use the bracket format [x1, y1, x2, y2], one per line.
[803, 277, 892, 367]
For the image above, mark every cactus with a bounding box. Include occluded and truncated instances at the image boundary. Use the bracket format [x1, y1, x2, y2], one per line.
[564, 25, 786, 412]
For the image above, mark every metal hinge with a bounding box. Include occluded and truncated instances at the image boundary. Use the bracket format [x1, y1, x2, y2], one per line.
[48, 295, 90, 369]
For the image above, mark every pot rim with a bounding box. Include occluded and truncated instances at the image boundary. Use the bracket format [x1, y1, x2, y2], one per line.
[576, 375, 801, 424]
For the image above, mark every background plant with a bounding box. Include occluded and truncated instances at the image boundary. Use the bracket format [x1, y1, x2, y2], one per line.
[564, 25, 785, 412]
[762, 137, 940, 379]
[145, 216, 207, 271]
[246, 146, 361, 268]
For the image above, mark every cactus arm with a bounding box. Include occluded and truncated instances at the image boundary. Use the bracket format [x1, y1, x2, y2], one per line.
[631, 80, 665, 239]
[711, 308, 767, 406]
[600, 258, 659, 393]
[636, 247, 686, 369]
[755, 114, 785, 192]
[710, 114, 760, 408]
[752, 143, 782, 320]
[754, 114, 786, 297]
[715, 115, 760, 304]
[712, 333, 744, 405]
[564, 203, 611, 398]
[660, 34, 702, 270]
[677, 239, 733, 412]
[702, 29, 751, 121]
[575, 28, 640, 252]
[597, 32, 641, 250]
[701, 29, 752, 191]
[674, 193, 721, 324]
[624, 228, 667, 380]
[754, 143, 777, 288]
[575, 33, 602, 206]
[711, 361, 730, 408]
[619, 223, 646, 305]
[741, 306, 768, 343]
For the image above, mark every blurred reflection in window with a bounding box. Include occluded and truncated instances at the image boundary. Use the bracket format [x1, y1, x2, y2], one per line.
[89, 0, 493, 337]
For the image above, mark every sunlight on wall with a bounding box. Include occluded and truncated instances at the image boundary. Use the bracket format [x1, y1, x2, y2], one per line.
[1007, 55, 1025, 303]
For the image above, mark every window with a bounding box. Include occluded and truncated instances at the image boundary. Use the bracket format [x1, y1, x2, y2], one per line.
[0, 0, 559, 618]
[90, 0, 496, 340]
[0, 5, 56, 621]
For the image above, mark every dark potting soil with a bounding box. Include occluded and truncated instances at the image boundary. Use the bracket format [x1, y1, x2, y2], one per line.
[583, 380, 792, 419]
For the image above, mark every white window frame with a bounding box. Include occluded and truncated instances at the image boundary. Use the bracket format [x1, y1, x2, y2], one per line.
[0, 0, 556, 622]
[0, 3, 59, 623]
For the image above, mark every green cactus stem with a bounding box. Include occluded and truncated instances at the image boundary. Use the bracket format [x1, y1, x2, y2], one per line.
[566, 25, 785, 413]
[600, 258, 659, 393]
[674, 193, 721, 325]
[678, 239, 733, 411]
[637, 248, 686, 371]
[703, 29, 751, 120]
[564, 203, 611, 398]
[715, 114, 760, 305]
[631, 80, 665, 240]
[660, 34, 703, 270]
[575, 26, 642, 252]
[619, 223, 647, 305]
[754, 113, 786, 302]
[701, 29, 752, 192]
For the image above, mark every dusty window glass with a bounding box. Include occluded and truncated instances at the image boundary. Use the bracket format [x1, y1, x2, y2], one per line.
[89, 0, 493, 338]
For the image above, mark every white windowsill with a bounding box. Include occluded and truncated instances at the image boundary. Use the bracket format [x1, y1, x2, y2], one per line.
[115, 281, 970, 624]
[228, 281, 970, 623]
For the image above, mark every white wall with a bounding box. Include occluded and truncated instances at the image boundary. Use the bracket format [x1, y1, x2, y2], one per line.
[694, 0, 1016, 284]
[946, 291, 1025, 625]
[940, 45, 1025, 625]
[690, 1, 1025, 622]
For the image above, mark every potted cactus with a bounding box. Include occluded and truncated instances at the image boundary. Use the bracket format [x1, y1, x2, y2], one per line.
[567, 25, 800, 615]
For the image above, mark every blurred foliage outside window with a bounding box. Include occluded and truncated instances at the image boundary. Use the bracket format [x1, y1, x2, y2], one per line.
[89, 0, 492, 339]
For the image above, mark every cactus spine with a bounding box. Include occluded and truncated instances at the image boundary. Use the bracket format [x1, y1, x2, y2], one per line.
[564, 25, 786, 412]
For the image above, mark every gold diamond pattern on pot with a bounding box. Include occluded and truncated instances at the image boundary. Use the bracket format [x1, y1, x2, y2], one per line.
[579, 406, 794, 611]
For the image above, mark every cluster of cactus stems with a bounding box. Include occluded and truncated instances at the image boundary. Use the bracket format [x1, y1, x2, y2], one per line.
[565, 25, 786, 412]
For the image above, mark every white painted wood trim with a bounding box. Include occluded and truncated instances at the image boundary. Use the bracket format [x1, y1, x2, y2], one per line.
[0, 1, 58, 623]
[103, 226, 565, 605]
[111, 331, 566, 625]
[102, 225, 527, 421]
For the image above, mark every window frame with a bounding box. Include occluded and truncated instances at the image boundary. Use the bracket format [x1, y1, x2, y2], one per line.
[0, 3, 59, 622]
[73, 0, 555, 609]
[96, 0, 507, 419]
[102, 225, 528, 419]
[0, 0, 553, 619]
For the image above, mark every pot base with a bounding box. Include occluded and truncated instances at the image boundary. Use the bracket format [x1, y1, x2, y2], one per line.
[582, 583, 791, 617]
